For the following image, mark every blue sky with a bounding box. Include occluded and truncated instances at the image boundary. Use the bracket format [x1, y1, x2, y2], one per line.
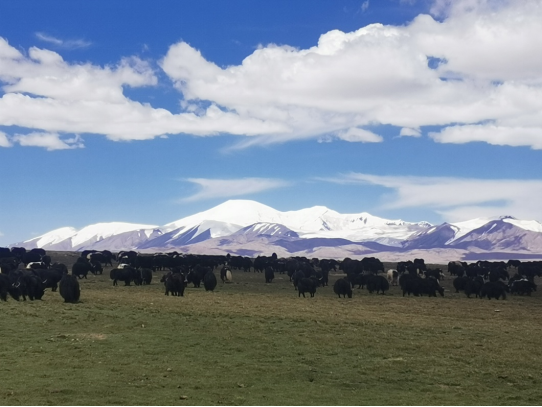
[1, 0, 542, 246]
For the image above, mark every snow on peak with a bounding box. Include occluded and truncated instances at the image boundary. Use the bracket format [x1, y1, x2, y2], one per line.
[70, 222, 159, 247]
[26, 226, 78, 247]
[503, 218, 542, 233]
[164, 200, 432, 242]
[163, 200, 281, 232]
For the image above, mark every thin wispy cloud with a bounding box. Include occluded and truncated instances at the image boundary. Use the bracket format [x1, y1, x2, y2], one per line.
[181, 177, 291, 202]
[35, 32, 91, 49]
[12, 132, 84, 151]
[320, 172, 542, 222]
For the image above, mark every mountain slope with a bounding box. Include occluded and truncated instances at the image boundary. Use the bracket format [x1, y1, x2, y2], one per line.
[9, 200, 542, 262]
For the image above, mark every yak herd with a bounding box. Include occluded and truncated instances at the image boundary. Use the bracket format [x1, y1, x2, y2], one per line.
[1, 247, 541, 304]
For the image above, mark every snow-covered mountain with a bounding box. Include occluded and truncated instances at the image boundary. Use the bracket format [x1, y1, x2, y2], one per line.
[19, 222, 161, 251]
[9, 200, 542, 262]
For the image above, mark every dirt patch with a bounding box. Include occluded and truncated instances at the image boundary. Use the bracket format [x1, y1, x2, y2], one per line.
[57, 333, 108, 341]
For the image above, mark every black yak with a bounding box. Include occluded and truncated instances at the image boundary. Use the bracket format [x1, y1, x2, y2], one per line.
[161, 272, 187, 296]
[366, 275, 389, 295]
[72, 259, 94, 279]
[480, 282, 507, 300]
[333, 278, 352, 298]
[453, 276, 469, 293]
[297, 277, 317, 298]
[465, 277, 484, 298]
[346, 272, 368, 289]
[139, 268, 153, 285]
[59, 274, 80, 303]
[419, 278, 444, 297]
[264, 266, 275, 283]
[0, 273, 18, 301]
[509, 279, 536, 296]
[203, 272, 217, 292]
[32, 268, 65, 292]
[291, 270, 305, 290]
[110, 267, 137, 286]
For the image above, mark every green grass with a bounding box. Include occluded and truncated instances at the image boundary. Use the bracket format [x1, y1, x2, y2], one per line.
[1, 253, 541, 405]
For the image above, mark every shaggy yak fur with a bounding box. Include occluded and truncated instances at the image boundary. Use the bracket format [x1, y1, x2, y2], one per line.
[59, 274, 80, 303]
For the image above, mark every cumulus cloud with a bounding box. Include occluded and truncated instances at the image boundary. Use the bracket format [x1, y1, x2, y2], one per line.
[322, 172, 542, 222]
[0, 0, 541, 149]
[181, 177, 291, 202]
[0, 38, 285, 145]
[159, 0, 542, 147]
[35, 32, 92, 49]
[11, 132, 84, 151]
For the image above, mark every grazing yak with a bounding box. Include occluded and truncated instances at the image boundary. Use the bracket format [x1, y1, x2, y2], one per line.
[453, 276, 469, 293]
[32, 268, 65, 292]
[297, 277, 318, 298]
[187, 265, 212, 288]
[110, 267, 138, 286]
[59, 274, 80, 303]
[0, 273, 10, 301]
[220, 266, 233, 283]
[139, 268, 153, 285]
[479, 282, 507, 300]
[366, 275, 390, 295]
[465, 277, 484, 298]
[346, 272, 368, 289]
[15, 270, 45, 301]
[0, 273, 20, 301]
[72, 258, 96, 279]
[291, 270, 305, 290]
[387, 269, 399, 286]
[264, 266, 275, 283]
[333, 278, 352, 298]
[203, 272, 218, 292]
[509, 279, 536, 296]
[400, 274, 444, 297]
[161, 272, 187, 296]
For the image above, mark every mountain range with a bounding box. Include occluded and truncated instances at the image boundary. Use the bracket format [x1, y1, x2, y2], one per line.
[10, 200, 542, 263]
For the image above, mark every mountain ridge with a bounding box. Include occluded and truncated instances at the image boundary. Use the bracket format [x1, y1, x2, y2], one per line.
[9, 200, 542, 262]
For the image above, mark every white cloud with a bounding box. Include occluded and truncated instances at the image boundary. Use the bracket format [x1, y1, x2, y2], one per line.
[0, 0, 541, 149]
[0, 38, 286, 144]
[336, 127, 383, 142]
[0, 131, 12, 147]
[323, 172, 542, 222]
[159, 0, 542, 147]
[430, 124, 542, 149]
[0, 42, 157, 103]
[12, 132, 84, 151]
[181, 177, 290, 202]
[399, 127, 421, 137]
[35, 32, 91, 49]
[361, 1, 370, 12]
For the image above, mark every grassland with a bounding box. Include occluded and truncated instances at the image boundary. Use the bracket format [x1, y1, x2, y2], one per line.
[1, 252, 541, 405]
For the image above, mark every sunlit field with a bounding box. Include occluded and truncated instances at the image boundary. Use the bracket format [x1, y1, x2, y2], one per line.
[1, 252, 541, 405]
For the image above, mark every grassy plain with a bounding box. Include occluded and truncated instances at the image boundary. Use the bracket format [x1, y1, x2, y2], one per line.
[1, 252, 541, 405]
